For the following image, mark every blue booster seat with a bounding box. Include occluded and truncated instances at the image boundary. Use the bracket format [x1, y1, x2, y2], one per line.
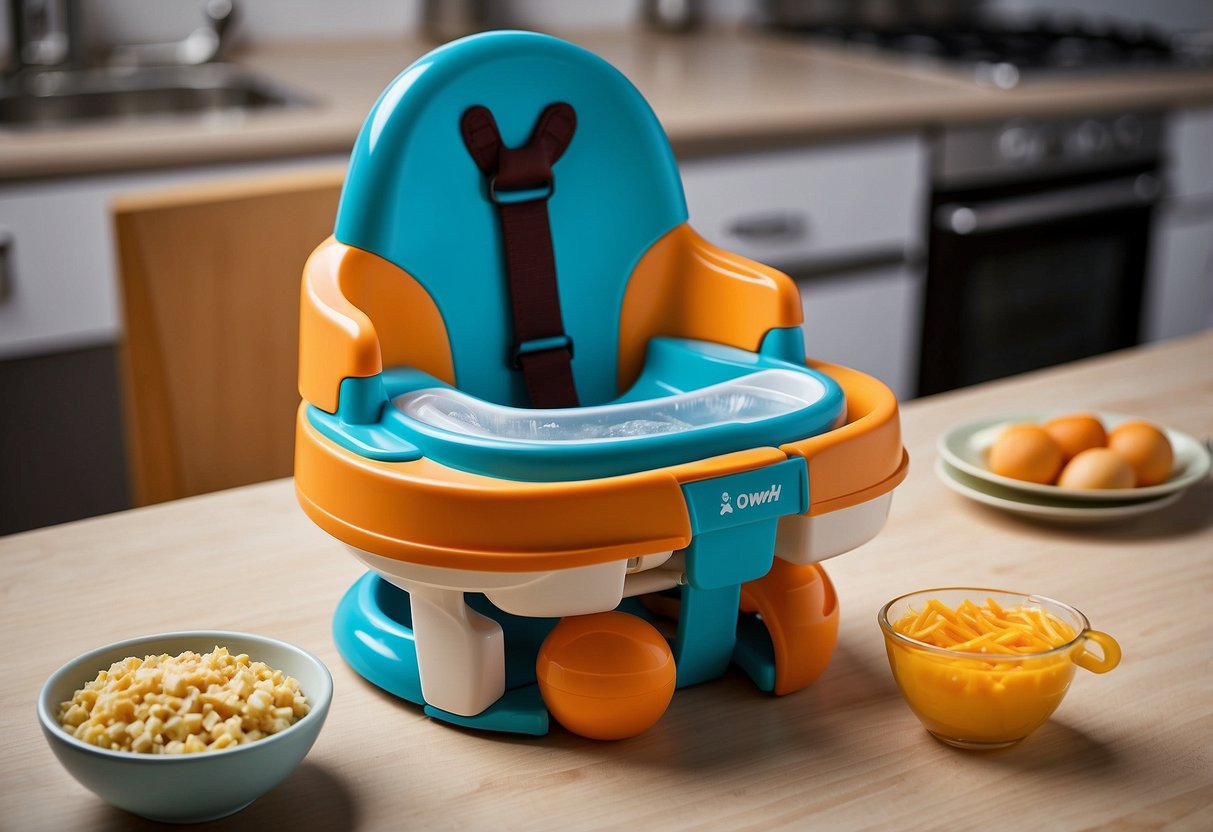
[294, 31, 908, 739]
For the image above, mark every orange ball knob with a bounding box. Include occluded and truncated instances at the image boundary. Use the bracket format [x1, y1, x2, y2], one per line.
[741, 559, 839, 695]
[536, 612, 676, 741]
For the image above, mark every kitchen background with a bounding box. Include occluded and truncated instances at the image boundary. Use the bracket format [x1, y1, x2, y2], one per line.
[1, 0, 1211, 534]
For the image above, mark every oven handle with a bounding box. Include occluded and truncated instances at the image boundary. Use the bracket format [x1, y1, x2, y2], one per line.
[935, 173, 1160, 235]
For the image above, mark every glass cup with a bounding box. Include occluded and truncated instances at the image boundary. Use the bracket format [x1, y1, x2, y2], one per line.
[878, 588, 1121, 749]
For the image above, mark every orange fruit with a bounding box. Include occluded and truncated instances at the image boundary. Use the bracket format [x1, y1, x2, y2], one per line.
[1058, 448, 1136, 489]
[1043, 413, 1107, 462]
[988, 424, 1064, 484]
[1107, 421, 1173, 487]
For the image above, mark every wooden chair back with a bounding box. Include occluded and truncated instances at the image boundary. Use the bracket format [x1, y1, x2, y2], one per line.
[113, 167, 344, 505]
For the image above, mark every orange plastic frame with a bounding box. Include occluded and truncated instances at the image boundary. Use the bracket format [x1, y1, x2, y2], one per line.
[295, 223, 907, 572]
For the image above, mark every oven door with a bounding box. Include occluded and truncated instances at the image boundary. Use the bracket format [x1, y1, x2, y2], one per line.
[919, 169, 1158, 395]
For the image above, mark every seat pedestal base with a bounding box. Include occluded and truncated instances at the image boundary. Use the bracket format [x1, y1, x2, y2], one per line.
[333, 568, 836, 736]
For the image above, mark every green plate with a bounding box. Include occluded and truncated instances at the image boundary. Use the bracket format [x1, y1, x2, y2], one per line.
[935, 458, 1185, 525]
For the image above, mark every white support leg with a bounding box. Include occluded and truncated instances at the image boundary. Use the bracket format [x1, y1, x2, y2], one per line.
[406, 584, 505, 717]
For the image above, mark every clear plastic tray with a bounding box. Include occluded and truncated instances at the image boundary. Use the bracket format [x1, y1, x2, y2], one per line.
[395, 369, 829, 443]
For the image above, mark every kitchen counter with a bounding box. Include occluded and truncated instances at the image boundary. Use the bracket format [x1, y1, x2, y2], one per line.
[3, 27, 1212, 179]
[2, 332, 1211, 830]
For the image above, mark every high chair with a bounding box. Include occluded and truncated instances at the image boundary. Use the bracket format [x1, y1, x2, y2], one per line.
[295, 31, 908, 739]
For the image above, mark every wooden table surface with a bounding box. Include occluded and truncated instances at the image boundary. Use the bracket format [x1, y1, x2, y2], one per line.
[3, 333, 1211, 831]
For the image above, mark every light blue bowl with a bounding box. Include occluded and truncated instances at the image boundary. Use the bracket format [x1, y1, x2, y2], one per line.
[38, 631, 332, 824]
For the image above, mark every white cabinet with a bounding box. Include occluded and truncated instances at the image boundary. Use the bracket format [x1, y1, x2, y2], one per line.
[1143, 107, 1213, 343]
[681, 135, 928, 399]
[1146, 214, 1213, 341]
[0, 179, 125, 358]
[0, 154, 346, 360]
[797, 263, 923, 402]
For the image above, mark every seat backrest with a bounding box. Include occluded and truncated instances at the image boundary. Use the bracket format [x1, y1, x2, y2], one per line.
[334, 31, 688, 407]
[115, 168, 343, 505]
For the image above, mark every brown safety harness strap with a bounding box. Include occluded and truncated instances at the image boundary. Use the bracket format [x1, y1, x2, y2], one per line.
[461, 103, 580, 409]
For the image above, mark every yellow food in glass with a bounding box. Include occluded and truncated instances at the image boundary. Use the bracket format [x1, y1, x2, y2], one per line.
[884, 598, 1080, 748]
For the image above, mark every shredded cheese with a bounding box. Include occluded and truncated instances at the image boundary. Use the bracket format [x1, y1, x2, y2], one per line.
[892, 598, 1076, 655]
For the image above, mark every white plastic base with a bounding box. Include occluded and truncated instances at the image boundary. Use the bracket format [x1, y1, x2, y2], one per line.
[407, 584, 505, 717]
[346, 546, 675, 716]
[343, 490, 893, 716]
[347, 547, 676, 618]
[775, 492, 894, 564]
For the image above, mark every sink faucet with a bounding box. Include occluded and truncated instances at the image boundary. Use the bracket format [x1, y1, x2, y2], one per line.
[108, 0, 237, 68]
[5, 0, 84, 74]
[4, 0, 236, 76]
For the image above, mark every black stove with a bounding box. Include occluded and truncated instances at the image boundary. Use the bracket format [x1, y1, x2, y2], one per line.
[771, 21, 1209, 88]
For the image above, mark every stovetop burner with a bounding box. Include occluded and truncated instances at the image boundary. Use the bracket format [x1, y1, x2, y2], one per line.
[771, 21, 1208, 88]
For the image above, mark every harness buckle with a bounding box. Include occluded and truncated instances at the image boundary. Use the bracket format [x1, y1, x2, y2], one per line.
[489, 174, 555, 205]
[511, 334, 573, 370]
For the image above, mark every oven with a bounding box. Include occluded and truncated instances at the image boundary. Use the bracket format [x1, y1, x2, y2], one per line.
[917, 112, 1163, 395]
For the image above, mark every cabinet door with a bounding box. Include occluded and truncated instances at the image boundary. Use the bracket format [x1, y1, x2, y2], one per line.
[680, 135, 927, 266]
[798, 263, 924, 401]
[0, 345, 129, 535]
[1167, 106, 1213, 202]
[0, 179, 123, 358]
[1143, 107, 1213, 343]
[1143, 205, 1213, 342]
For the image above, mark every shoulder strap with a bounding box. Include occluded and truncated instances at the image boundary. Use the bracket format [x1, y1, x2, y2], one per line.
[461, 103, 579, 409]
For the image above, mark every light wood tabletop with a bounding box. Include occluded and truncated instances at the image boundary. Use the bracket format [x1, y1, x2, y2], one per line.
[2, 333, 1211, 831]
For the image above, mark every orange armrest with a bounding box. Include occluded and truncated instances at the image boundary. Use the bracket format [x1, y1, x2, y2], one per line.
[617, 223, 804, 390]
[299, 236, 383, 413]
[781, 360, 908, 514]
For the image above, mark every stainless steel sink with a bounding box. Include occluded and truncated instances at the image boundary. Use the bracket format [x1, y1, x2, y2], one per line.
[0, 64, 311, 129]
